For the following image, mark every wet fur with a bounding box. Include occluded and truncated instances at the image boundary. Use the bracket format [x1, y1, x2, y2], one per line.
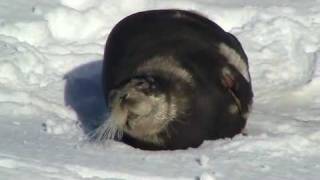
[100, 9, 253, 150]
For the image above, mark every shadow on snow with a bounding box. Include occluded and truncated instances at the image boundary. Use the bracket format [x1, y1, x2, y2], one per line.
[64, 60, 108, 136]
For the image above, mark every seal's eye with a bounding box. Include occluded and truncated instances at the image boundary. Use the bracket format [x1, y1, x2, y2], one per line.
[135, 80, 148, 89]
[130, 77, 158, 95]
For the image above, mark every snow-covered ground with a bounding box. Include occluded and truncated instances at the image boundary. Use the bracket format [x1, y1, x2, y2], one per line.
[1, 0, 320, 179]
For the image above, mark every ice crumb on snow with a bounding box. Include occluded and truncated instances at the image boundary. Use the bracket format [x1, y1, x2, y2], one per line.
[197, 155, 210, 167]
[259, 164, 271, 172]
[42, 119, 75, 135]
[31, 5, 44, 16]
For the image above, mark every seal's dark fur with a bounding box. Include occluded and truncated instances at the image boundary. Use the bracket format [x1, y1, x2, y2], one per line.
[102, 10, 253, 150]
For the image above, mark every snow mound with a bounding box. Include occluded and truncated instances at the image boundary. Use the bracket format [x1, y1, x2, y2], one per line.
[45, 7, 107, 42]
[1, 0, 320, 179]
[239, 17, 318, 96]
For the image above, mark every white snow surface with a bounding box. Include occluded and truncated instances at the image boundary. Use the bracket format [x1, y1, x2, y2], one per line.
[1, 0, 320, 179]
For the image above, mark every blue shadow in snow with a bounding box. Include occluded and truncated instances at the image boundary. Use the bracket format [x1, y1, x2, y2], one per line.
[64, 60, 109, 135]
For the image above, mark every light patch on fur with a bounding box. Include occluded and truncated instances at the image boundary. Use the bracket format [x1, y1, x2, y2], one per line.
[173, 11, 184, 18]
[137, 56, 194, 85]
[144, 94, 178, 145]
[125, 90, 153, 116]
[219, 43, 250, 82]
[151, 94, 178, 131]
[229, 104, 239, 114]
[229, 89, 242, 108]
[221, 66, 235, 88]
[242, 112, 249, 120]
[173, 10, 207, 19]
[242, 104, 253, 120]
[125, 93, 178, 145]
[222, 66, 232, 77]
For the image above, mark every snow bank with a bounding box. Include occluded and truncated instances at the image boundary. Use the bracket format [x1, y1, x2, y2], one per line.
[1, 0, 320, 179]
[45, 7, 107, 42]
[239, 17, 318, 96]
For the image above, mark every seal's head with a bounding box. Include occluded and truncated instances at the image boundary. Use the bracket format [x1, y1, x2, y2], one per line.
[110, 76, 172, 140]
[95, 54, 195, 146]
[96, 65, 191, 145]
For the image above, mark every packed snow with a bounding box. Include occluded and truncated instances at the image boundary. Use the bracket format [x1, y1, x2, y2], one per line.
[0, 0, 320, 179]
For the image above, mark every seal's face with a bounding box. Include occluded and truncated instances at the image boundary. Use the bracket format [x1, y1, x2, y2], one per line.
[103, 76, 176, 144]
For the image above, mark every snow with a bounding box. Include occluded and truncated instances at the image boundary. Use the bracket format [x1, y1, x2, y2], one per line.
[0, 0, 320, 179]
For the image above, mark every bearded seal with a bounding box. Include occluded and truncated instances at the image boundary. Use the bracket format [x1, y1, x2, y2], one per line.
[96, 9, 253, 150]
